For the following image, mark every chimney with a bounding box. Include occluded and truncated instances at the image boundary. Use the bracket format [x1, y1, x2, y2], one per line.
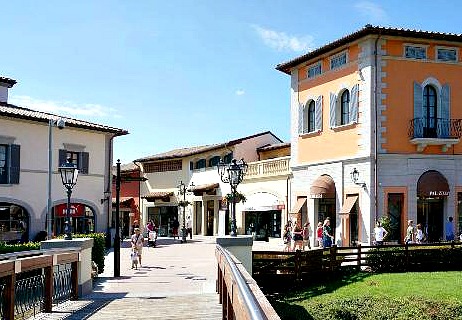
[0, 77, 17, 103]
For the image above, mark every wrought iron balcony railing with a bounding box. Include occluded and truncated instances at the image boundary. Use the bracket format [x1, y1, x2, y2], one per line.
[408, 118, 462, 139]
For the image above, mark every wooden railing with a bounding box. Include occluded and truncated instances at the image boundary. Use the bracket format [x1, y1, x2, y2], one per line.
[216, 245, 280, 320]
[0, 248, 80, 319]
[245, 157, 290, 180]
[252, 242, 462, 288]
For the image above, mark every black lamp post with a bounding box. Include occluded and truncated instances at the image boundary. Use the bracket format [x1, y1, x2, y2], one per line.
[217, 158, 248, 237]
[58, 157, 79, 240]
[177, 181, 194, 243]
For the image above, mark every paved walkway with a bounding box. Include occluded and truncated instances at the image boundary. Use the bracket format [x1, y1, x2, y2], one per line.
[30, 235, 222, 320]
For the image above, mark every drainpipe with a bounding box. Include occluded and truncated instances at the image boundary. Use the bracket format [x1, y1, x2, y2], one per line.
[374, 33, 382, 223]
[133, 161, 142, 225]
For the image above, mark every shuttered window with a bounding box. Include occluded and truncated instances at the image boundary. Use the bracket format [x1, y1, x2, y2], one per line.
[0, 144, 20, 184]
[59, 149, 89, 174]
[341, 90, 350, 125]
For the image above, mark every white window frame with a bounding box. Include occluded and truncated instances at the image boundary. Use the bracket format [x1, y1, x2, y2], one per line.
[435, 46, 458, 62]
[307, 62, 322, 78]
[330, 51, 348, 70]
[403, 44, 428, 60]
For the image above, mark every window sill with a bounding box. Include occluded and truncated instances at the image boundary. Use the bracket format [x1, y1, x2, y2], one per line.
[331, 122, 357, 132]
[299, 130, 321, 138]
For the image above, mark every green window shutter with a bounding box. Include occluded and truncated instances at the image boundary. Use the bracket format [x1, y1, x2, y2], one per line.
[9, 144, 20, 184]
[350, 84, 359, 123]
[329, 93, 337, 128]
[441, 84, 450, 137]
[298, 103, 303, 134]
[315, 95, 323, 131]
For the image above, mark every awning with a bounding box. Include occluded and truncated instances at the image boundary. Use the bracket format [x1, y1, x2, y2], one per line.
[112, 197, 134, 206]
[290, 197, 307, 214]
[243, 192, 280, 211]
[310, 175, 335, 198]
[417, 170, 449, 197]
[142, 191, 174, 202]
[339, 196, 358, 215]
[191, 183, 219, 196]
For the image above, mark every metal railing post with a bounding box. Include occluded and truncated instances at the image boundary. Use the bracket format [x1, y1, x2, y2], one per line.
[44, 265, 53, 312]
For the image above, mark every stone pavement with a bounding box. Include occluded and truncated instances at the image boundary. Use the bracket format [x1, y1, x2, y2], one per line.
[30, 235, 222, 320]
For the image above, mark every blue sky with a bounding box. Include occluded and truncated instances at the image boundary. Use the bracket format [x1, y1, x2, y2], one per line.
[1, 1, 461, 164]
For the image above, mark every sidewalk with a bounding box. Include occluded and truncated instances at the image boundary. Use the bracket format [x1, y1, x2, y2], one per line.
[30, 235, 221, 320]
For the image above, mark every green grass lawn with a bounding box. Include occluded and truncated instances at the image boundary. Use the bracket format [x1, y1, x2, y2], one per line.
[269, 271, 462, 320]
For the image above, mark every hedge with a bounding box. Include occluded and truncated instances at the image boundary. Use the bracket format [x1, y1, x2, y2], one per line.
[71, 233, 107, 274]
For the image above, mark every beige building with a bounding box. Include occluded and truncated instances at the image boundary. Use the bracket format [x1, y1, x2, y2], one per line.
[0, 77, 127, 242]
[134, 132, 291, 240]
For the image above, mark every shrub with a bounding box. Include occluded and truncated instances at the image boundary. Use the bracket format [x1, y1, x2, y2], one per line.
[72, 233, 107, 274]
[0, 241, 41, 254]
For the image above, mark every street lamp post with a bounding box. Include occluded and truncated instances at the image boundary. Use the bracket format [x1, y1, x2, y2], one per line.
[217, 158, 248, 237]
[58, 158, 79, 240]
[177, 181, 194, 243]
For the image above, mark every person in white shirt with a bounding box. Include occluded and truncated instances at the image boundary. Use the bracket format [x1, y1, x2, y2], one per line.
[374, 221, 388, 246]
[186, 216, 193, 239]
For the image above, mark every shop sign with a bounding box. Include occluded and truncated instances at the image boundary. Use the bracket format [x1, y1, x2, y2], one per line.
[429, 191, 449, 197]
[310, 194, 323, 199]
[55, 203, 85, 217]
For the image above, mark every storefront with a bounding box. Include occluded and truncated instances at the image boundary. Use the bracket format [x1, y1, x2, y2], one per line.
[0, 202, 28, 243]
[310, 175, 336, 239]
[416, 170, 449, 242]
[53, 203, 95, 236]
[243, 192, 283, 240]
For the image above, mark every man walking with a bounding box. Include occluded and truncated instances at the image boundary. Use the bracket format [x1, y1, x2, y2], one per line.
[186, 216, 193, 239]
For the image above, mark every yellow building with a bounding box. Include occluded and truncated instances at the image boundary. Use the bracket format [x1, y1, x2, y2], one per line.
[277, 25, 462, 246]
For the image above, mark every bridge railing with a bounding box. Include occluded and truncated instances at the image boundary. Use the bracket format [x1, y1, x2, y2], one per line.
[0, 247, 80, 319]
[216, 244, 280, 320]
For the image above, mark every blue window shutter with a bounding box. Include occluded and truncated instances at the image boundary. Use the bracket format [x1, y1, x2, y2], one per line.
[315, 96, 323, 131]
[9, 144, 20, 184]
[350, 84, 359, 123]
[298, 103, 304, 134]
[414, 82, 423, 119]
[329, 93, 337, 128]
[441, 84, 450, 137]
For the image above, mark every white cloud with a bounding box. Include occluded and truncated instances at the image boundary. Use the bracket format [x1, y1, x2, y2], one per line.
[253, 25, 315, 52]
[235, 90, 245, 96]
[355, 1, 389, 23]
[9, 95, 118, 118]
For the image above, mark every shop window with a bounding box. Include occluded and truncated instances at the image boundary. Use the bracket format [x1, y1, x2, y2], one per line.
[0, 203, 28, 243]
[208, 156, 221, 167]
[387, 193, 403, 242]
[195, 159, 206, 169]
[223, 153, 233, 164]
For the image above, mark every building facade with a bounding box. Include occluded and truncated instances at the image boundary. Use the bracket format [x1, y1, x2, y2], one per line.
[133, 132, 290, 239]
[0, 77, 127, 242]
[277, 25, 462, 246]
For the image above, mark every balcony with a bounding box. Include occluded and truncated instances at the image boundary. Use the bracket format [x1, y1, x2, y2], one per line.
[244, 156, 290, 180]
[408, 118, 462, 152]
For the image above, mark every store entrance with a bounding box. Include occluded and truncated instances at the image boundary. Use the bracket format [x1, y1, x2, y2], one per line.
[417, 198, 444, 242]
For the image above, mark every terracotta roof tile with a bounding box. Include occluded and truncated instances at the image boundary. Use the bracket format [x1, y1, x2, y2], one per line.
[276, 25, 462, 74]
[0, 102, 128, 135]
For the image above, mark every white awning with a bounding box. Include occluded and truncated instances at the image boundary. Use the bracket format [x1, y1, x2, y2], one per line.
[243, 192, 279, 211]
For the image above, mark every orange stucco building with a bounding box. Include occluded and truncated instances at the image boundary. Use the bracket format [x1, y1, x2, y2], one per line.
[278, 25, 462, 246]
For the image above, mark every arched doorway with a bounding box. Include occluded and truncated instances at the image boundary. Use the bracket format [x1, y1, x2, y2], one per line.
[417, 170, 449, 242]
[0, 202, 29, 243]
[53, 203, 96, 237]
[310, 175, 336, 242]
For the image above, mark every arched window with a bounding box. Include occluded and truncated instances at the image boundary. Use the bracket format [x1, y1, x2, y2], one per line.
[223, 153, 233, 164]
[341, 90, 350, 125]
[308, 100, 315, 133]
[208, 156, 221, 167]
[423, 85, 437, 137]
[195, 159, 206, 169]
